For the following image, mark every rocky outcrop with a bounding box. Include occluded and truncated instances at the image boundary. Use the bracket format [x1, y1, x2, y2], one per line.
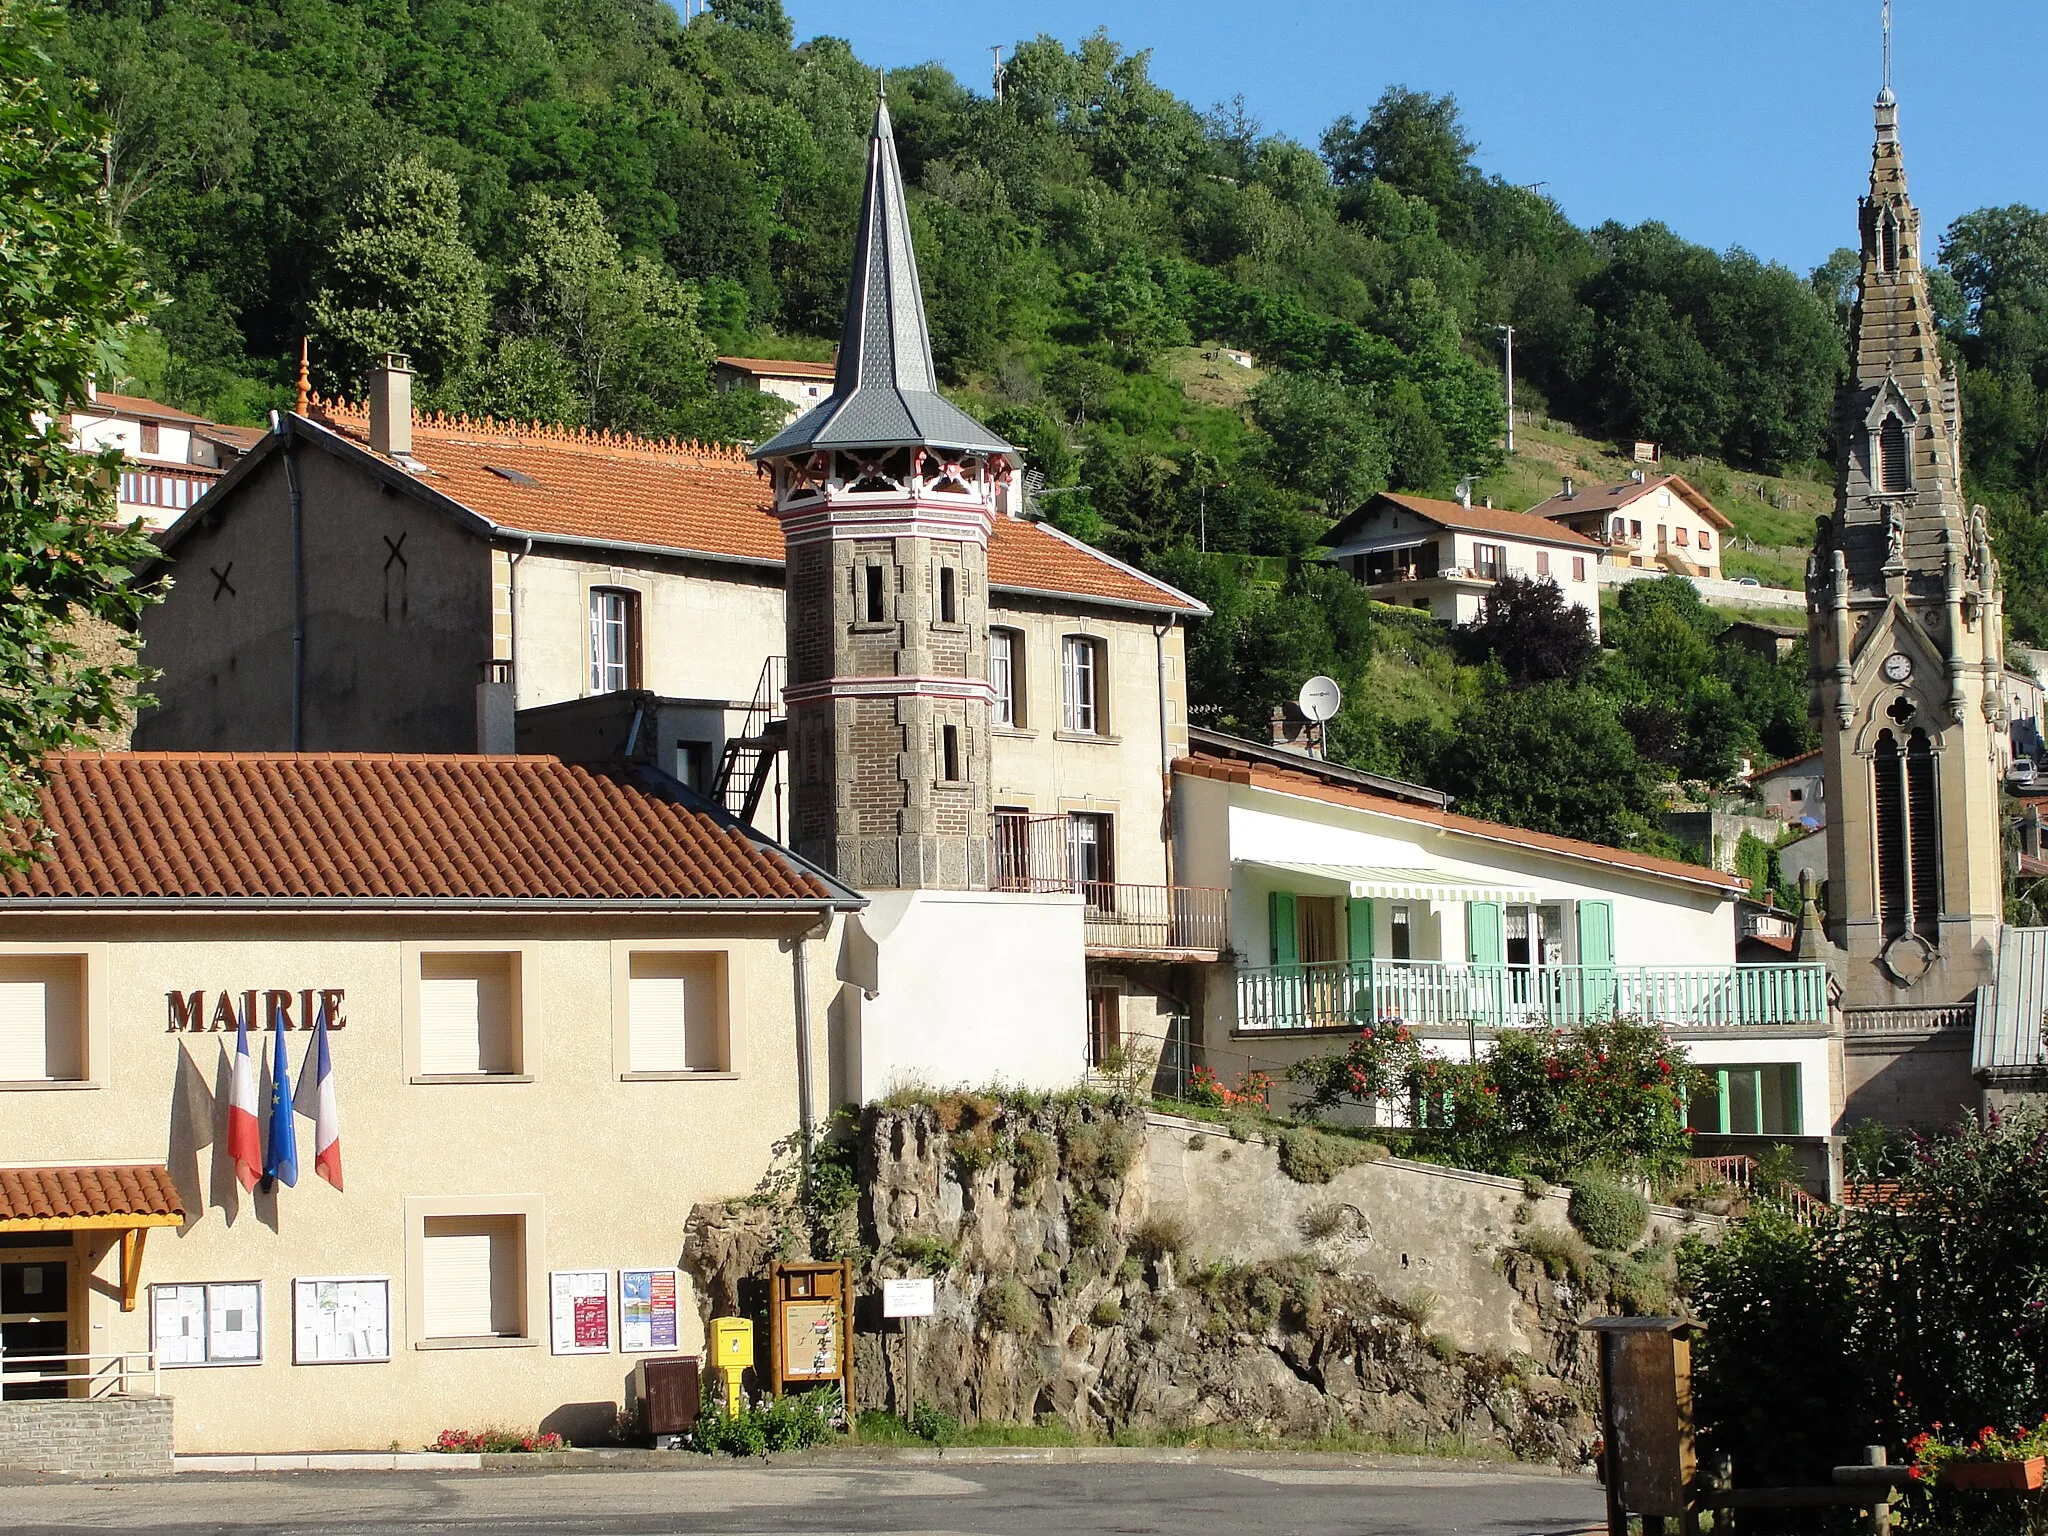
[681, 1096, 1698, 1466]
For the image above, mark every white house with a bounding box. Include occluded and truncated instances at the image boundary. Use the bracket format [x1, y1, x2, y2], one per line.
[1172, 732, 1838, 1146]
[1753, 748, 1825, 823]
[712, 356, 839, 426]
[65, 389, 260, 529]
[1322, 492, 1604, 635]
[1526, 473, 1734, 581]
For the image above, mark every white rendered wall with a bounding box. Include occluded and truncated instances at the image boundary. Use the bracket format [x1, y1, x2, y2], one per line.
[1682, 1034, 1834, 1139]
[840, 889, 1086, 1102]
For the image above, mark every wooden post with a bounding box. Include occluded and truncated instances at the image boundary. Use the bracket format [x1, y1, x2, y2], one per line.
[1865, 1446, 1892, 1536]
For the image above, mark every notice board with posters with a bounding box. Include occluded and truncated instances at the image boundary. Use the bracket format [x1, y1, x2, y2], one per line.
[549, 1270, 612, 1355]
[768, 1259, 852, 1406]
[619, 1268, 680, 1354]
[292, 1277, 391, 1364]
[152, 1281, 262, 1367]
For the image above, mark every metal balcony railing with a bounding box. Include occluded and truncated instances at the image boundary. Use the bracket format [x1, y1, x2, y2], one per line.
[1235, 957, 1830, 1032]
[993, 813, 1229, 954]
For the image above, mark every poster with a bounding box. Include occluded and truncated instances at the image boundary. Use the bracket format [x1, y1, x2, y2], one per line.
[549, 1270, 611, 1355]
[882, 1278, 935, 1318]
[619, 1268, 680, 1354]
[152, 1281, 262, 1367]
[292, 1277, 391, 1364]
[781, 1299, 840, 1377]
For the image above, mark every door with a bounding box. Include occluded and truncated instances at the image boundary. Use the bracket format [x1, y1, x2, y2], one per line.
[1578, 901, 1616, 1019]
[1, 1253, 71, 1399]
[1467, 901, 1504, 1024]
[1297, 896, 1340, 1021]
[1348, 897, 1376, 1022]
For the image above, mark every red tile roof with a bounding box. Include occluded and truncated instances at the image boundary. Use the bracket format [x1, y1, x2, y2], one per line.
[0, 1165, 184, 1225]
[1, 753, 843, 906]
[297, 402, 1202, 614]
[1526, 474, 1734, 532]
[1176, 751, 1744, 895]
[76, 392, 214, 425]
[1341, 493, 1604, 551]
[717, 356, 838, 380]
[1754, 748, 1822, 779]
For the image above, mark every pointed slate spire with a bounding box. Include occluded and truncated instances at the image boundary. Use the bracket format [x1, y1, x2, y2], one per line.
[752, 91, 1013, 459]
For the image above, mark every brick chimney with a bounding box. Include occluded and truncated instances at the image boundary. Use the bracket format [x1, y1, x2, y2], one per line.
[369, 354, 413, 458]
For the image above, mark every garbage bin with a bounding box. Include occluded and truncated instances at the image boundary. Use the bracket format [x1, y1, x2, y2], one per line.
[635, 1355, 701, 1448]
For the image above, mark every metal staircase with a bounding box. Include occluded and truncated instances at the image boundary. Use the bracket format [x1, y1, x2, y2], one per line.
[712, 656, 787, 822]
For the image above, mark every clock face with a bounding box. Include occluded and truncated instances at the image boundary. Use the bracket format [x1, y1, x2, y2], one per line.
[1882, 652, 1914, 683]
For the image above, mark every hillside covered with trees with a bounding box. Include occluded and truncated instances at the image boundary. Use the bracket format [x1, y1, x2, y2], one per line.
[49, 0, 2048, 853]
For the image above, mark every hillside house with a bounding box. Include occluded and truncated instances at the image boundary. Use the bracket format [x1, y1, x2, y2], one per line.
[1753, 749, 1825, 822]
[63, 388, 261, 530]
[1526, 473, 1733, 580]
[712, 356, 839, 427]
[1321, 492, 1603, 634]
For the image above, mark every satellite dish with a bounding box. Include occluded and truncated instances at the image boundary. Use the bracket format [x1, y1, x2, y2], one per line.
[1298, 675, 1342, 723]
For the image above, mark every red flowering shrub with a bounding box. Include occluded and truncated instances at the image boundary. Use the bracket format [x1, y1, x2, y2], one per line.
[1183, 1064, 1272, 1111]
[428, 1427, 568, 1453]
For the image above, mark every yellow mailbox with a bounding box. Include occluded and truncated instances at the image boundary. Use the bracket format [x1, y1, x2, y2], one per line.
[711, 1316, 753, 1416]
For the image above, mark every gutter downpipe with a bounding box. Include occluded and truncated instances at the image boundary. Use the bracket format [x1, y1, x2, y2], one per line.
[1155, 616, 1177, 889]
[507, 536, 532, 699]
[277, 413, 305, 750]
[791, 918, 826, 1199]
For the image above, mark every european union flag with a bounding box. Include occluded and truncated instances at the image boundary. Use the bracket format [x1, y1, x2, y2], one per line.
[265, 1010, 299, 1188]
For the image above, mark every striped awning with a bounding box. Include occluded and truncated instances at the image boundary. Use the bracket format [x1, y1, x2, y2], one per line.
[1237, 860, 1539, 905]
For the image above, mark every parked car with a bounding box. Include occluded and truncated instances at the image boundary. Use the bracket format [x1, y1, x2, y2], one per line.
[1734, 576, 1762, 587]
[2011, 757, 2039, 788]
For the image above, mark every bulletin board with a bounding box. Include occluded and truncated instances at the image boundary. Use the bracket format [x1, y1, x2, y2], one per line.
[292, 1277, 392, 1364]
[549, 1270, 612, 1355]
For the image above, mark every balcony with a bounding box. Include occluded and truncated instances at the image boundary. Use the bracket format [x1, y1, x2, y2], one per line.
[995, 814, 1228, 959]
[1234, 957, 1830, 1033]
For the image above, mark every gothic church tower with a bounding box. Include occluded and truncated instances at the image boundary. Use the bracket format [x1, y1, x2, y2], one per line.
[752, 91, 1020, 890]
[1809, 81, 2007, 1011]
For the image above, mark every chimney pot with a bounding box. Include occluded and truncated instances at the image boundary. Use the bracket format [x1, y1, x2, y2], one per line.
[369, 354, 414, 458]
[1562, 475, 1575, 499]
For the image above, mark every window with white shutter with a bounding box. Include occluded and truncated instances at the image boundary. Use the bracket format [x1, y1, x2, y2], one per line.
[421, 1216, 523, 1338]
[627, 953, 723, 1073]
[0, 957, 85, 1082]
[417, 954, 519, 1076]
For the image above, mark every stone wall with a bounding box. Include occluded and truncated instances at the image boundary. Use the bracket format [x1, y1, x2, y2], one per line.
[683, 1101, 1717, 1467]
[0, 1396, 174, 1477]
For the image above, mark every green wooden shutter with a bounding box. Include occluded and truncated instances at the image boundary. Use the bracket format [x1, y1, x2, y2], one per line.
[1269, 891, 1299, 968]
[1577, 900, 1616, 1018]
[1466, 902, 1503, 965]
[1347, 898, 1374, 1022]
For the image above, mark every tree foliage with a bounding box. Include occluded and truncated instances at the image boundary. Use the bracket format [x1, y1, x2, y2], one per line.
[0, 0, 162, 861]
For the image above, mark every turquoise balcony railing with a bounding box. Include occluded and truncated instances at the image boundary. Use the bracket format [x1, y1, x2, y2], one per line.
[1234, 958, 1830, 1032]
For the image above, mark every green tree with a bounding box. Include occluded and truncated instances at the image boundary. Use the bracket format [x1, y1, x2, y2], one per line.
[1250, 369, 1389, 512]
[1453, 573, 1597, 685]
[0, 0, 163, 859]
[1320, 86, 1477, 213]
[311, 155, 489, 394]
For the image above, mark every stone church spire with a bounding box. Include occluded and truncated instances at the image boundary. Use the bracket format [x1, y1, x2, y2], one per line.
[752, 91, 1021, 890]
[1808, 77, 2007, 1018]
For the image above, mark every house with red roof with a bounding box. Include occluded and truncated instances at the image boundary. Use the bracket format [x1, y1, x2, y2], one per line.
[1524, 471, 1735, 581]
[63, 385, 262, 530]
[1321, 490, 1604, 636]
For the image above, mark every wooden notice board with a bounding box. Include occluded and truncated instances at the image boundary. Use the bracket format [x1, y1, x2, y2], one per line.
[768, 1259, 853, 1410]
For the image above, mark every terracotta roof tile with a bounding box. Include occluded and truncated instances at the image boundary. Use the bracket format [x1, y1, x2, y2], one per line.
[1755, 748, 1822, 778]
[717, 356, 838, 379]
[303, 403, 1202, 614]
[1526, 474, 1734, 532]
[1176, 751, 1744, 894]
[1330, 493, 1604, 551]
[77, 392, 214, 424]
[0, 1165, 184, 1224]
[0, 753, 840, 905]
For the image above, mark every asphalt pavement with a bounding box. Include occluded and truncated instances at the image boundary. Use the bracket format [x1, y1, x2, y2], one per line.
[5, 1453, 1607, 1536]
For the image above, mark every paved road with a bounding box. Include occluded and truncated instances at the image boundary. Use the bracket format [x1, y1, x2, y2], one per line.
[7, 1455, 1606, 1536]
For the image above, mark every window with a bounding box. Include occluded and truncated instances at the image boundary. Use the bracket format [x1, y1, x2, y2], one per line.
[1572, 556, 1587, 582]
[626, 951, 725, 1073]
[416, 953, 521, 1078]
[938, 565, 958, 624]
[1296, 895, 1339, 965]
[421, 1215, 525, 1339]
[1879, 415, 1911, 493]
[1675, 527, 1689, 547]
[990, 629, 1019, 727]
[994, 806, 1034, 891]
[588, 588, 640, 694]
[1067, 812, 1113, 891]
[1630, 519, 1642, 540]
[1789, 786, 1805, 803]
[1699, 531, 1713, 551]
[1473, 543, 1505, 579]
[1880, 212, 1899, 273]
[1536, 550, 1550, 578]
[1686, 1064, 1802, 1136]
[1389, 905, 1412, 962]
[1874, 728, 1942, 942]
[1088, 987, 1121, 1069]
[1062, 636, 1101, 734]
[939, 723, 962, 782]
[139, 421, 161, 454]
[675, 740, 711, 795]
[0, 955, 85, 1082]
[150, 1282, 262, 1367]
[863, 564, 886, 623]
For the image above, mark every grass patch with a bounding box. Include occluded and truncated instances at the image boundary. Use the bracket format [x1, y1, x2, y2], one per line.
[977, 1277, 1038, 1336]
[1277, 1125, 1384, 1184]
[1068, 1195, 1109, 1250]
[891, 1235, 958, 1272]
[1130, 1211, 1190, 1262]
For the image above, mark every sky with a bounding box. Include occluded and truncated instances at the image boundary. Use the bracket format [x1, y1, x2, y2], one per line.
[780, 0, 2048, 275]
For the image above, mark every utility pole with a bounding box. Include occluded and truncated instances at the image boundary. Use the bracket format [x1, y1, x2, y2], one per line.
[991, 46, 1003, 105]
[1496, 324, 1516, 456]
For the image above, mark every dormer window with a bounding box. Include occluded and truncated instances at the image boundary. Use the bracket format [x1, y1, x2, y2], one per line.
[1879, 415, 1911, 493]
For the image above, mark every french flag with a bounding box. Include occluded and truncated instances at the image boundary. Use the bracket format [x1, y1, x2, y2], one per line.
[226, 1004, 262, 1192]
[310, 998, 343, 1192]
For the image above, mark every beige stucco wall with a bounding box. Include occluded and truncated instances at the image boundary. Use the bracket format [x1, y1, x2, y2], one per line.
[1, 912, 829, 1454]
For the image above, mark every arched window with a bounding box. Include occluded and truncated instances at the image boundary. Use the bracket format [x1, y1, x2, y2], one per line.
[1873, 729, 1908, 939]
[1878, 415, 1911, 493]
[1874, 725, 1944, 943]
[1906, 728, 1941, 939]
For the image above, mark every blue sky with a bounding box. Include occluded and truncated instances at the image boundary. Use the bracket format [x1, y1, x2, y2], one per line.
[782, 0, 2047, 275]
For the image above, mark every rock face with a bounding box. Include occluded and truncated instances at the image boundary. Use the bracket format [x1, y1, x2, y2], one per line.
[681, 1099, 1699, 1466]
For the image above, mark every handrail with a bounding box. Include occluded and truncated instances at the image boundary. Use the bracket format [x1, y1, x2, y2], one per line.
[1236, 957, 1831, 1031]
[1677, 1155, 1838, 1229]
[0, 1350, 159, 1399]
[992, 814, 1229, 952]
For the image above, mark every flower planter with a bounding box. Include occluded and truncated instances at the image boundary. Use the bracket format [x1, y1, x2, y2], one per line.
[1941, 1455, 2046, 1491]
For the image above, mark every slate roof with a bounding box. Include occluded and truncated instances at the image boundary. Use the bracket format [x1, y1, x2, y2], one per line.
[1177, 750, 1746, 895]
[0, 753, 856, 908]
[1323, 493, 1605, 553]
[0, 1165, 184, 1225]
[752, 98, 1014, 460]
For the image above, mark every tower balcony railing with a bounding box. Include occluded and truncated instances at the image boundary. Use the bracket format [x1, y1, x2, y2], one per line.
[1234, 957, 1830, 1033]
[993, 814, 1229, 957]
